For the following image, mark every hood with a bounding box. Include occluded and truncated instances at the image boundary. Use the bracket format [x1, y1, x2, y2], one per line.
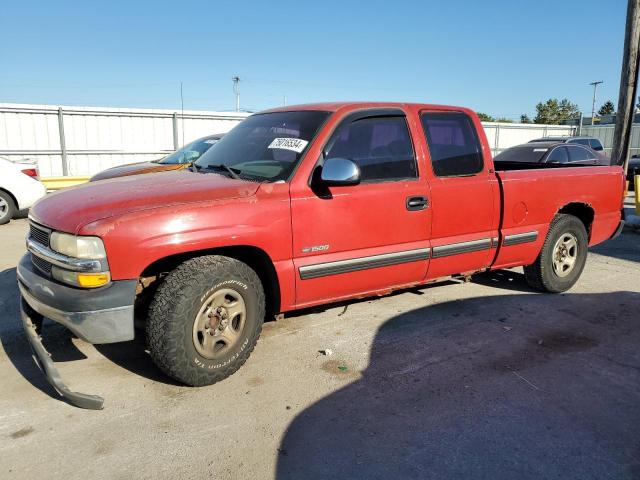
[90, 161, 186, 181]
[30, 170, 260, 233]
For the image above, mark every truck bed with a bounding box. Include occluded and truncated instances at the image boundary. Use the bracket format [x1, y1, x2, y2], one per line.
[494, 161, 594, 171]
[491, 164, 624, 270]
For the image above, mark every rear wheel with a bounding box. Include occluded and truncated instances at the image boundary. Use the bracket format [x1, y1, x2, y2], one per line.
[0, 191, 16, 225]
[524, 214, 588, 293]
[147, 255, 265, 386]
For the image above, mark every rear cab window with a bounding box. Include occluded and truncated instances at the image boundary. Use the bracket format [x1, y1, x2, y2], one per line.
[420, 112, 484, 177]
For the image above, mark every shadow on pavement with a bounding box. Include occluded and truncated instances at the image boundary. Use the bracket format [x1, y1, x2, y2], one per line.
[589, 230, 640, 264]
[472, 269, 532, 292]
[276, 289, 640, 480]
[0, 267, 74, 403]
[94, 336, 182, 386]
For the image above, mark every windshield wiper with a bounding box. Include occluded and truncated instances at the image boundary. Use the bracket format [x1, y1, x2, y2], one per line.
[204, 164, 242, 180]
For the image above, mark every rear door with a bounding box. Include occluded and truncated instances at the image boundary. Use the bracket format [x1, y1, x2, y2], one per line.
[419, 111, 500, 279]
[290, 110, 431, 307]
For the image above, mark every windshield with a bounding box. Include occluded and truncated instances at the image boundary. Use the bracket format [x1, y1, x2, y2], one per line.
[494, 146, 548, 163]
[194, 111, 330, 181]
[160, 137, 220, 165]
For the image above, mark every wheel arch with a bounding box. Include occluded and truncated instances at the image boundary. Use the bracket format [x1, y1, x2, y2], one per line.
[139, 245, 281, 319]
[0, 187, 18, 210]
[556, 202, 594, 239]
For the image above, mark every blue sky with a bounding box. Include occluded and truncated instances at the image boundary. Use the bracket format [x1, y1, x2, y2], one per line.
[0, 0, 628, 119]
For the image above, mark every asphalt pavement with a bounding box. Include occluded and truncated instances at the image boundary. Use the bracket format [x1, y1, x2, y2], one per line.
[0, 217, 639, 479]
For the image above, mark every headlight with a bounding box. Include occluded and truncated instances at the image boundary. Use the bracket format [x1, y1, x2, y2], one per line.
[50, 232, 106, 259]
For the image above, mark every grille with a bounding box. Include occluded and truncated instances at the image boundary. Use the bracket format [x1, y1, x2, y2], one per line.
[30, 222, 50, 247]
[31, 254, 52, 275]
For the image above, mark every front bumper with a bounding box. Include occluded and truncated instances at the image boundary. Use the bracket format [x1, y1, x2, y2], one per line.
[17, 254, 137, 409]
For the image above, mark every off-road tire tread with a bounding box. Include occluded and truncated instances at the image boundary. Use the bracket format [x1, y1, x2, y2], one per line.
[523, 214, 587, 293]
[147, 255, 265, 386]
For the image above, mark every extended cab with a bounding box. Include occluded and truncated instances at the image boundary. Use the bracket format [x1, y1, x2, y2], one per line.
[18, 102, 625, 408]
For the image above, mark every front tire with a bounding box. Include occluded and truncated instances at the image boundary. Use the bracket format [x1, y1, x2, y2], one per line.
[524, 214, 588, 293]
[147, 255, 265, 386]
[0, 191, 16, 225]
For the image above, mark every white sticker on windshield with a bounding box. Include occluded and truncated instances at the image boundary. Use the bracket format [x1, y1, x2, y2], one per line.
[533, 148, 548, 152]
[204, 139, 219, 144]
[268, 137, 308, 153]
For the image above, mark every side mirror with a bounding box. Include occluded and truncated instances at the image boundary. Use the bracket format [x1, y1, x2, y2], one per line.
[318, 158, 361, 186]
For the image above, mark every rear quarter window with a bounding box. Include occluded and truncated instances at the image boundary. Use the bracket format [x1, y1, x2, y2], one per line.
[421, 112, 484, 177]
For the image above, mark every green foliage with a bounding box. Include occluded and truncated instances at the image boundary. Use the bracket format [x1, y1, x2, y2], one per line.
[477, 112, 495, 122]
[597, 100, 615, 116]
[495, 117, 513, 123]
[534, 98, 580, 124]
[520, 114, 533, 124]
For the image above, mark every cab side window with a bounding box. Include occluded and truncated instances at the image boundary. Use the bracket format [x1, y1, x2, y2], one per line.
[567, 145, 595, 162]
[546, 146, 569, 163]
[324, 116, 416, 182]
[589, 138, 604, 151]
[421, 112, 484, 177]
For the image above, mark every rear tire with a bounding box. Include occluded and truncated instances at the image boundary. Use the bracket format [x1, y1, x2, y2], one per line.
[0, 191, 16, 225]
[524, 214, 588, 293]
[147, 255, 265, 386]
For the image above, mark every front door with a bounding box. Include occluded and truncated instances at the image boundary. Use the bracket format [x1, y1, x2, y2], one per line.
[290, 110, 432, 307]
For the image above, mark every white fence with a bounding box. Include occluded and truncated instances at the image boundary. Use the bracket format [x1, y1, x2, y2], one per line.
[580, 124, 640, 157]
[482, 122, 576, 156]
[0, 103, 250, 177]
[0, 103, 577, 177]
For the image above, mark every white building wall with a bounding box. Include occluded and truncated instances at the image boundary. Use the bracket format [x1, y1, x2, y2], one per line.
[0, 103, 250, 177]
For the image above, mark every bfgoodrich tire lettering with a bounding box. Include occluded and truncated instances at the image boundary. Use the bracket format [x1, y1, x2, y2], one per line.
[147, 255, 265, 386]
[524, 214, 588, 293]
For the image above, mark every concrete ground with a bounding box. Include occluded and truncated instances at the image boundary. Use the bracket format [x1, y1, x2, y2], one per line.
[0, 218, 639, 480]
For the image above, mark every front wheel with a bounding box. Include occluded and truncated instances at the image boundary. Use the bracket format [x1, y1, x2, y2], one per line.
[147, 255, 265, 386]
[524, 214, 588, 293]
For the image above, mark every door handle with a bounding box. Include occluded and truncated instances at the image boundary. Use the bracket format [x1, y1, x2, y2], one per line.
[406, 196, 429, 211]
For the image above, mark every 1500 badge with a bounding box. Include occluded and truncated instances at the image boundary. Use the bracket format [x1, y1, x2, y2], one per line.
[302, 245, 329, 253]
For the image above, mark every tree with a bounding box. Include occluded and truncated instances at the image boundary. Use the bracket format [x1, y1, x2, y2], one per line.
[598, 100, 615, 116]
[494, 117, 513, 123]
[534, 98, 580, 124]
[520, 114, 533, 124]
[477, 112, 495, 122]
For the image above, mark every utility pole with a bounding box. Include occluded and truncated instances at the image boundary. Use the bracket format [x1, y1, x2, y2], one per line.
[232, 76, 241, 112]
[589, 81, 603, 125]
[283, 95, 287, 107]
[612, 0, 640, 173]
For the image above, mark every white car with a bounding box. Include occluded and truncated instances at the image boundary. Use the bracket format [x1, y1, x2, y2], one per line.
[0, 158, 47, 225]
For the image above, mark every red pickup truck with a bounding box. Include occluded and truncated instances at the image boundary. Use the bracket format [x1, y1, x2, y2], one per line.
[18, 102, 625, 408]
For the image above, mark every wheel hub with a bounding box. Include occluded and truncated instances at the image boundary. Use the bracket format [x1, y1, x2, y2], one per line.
[192, 288, 246, 359]
[552, 233, 578, 278]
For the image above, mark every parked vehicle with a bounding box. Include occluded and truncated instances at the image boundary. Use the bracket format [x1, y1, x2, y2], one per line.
[18, 102, 625, 408]
[528, 136, 604, 152]
[627, 155, 640, 190]
[89, 134, 224, 181]
[0, 158, 46, 225]
[495, 142, 610, 166]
